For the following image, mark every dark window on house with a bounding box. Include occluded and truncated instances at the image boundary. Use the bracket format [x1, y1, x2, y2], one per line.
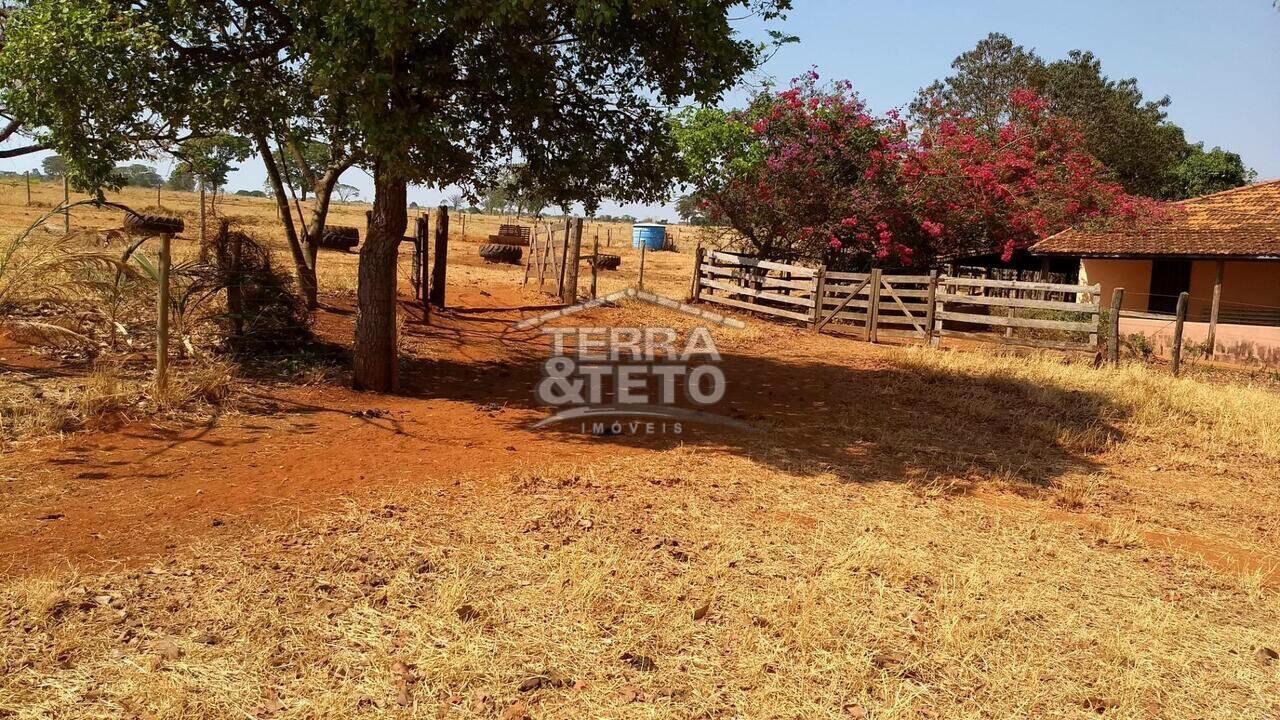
[1148, 259, 1192, 314]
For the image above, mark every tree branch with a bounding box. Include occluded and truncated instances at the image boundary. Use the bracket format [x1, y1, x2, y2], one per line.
[0, 143, 45, 159]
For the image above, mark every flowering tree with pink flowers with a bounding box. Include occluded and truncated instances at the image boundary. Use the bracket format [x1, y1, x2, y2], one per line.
[673, 74, 1171, 269]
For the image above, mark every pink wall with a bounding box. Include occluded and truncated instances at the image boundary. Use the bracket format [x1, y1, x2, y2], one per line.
[1084, 258, 1280, 323]
[1119, 317, 1280, 367]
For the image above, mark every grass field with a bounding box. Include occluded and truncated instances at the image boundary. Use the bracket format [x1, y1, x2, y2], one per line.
[1, 180, 1278, 718]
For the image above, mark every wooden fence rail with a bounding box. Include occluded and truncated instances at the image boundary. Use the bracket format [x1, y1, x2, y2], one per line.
[693, 252, 1101, 352]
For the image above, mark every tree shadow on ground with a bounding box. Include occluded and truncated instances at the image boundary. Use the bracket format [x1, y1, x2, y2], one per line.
[225, 302, 1126, 492]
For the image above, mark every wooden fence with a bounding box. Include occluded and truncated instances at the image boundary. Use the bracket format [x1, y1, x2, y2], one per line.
[693, 249, 1101, 352]
[524, 222, 571, 298]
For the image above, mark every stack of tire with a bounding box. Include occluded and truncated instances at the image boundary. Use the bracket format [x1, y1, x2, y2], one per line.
[590, 253, 621, 271]
[123, 211, 185, 235]
[319, 225, 359, 252]
[479, 228, 524, 265]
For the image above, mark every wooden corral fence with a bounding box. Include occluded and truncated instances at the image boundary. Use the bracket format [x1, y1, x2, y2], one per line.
[692, 249, 1102, 352]
[524, 221, 571, 298]
[523, 218, 597, 304]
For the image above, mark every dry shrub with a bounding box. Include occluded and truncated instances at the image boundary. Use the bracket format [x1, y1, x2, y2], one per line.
[152, 360, 235, 410]
[0, 398, 78, 439]
[208, 223, 310, 354]
[73, 363, 133, 419]
[1053, 474, 1098, 510]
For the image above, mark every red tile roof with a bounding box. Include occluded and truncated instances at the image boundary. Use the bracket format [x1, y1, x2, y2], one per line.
[1032, 179, 1280, 258]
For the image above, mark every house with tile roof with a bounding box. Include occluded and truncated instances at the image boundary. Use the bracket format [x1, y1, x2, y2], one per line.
[1031, 179, 1280, 365]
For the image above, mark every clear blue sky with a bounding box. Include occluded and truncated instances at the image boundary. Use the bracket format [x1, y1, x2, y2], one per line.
[3, 1, 1277, 219]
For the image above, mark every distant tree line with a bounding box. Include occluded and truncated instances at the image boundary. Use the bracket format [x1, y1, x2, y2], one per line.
[908, 33, 1254, 200]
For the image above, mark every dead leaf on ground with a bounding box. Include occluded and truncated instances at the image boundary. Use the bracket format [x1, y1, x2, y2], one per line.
[456, 603, 481, 622]
[616, 684, 644, 703]
[501, 700, 530, 720]
[150, 638, 181, 661]
[258, 689, 285, 715]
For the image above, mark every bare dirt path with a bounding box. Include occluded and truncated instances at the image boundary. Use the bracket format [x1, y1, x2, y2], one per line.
[4, 282, 1279, 587]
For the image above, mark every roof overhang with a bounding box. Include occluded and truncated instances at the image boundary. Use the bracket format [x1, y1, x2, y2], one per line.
[1031, 250, 1280, 261]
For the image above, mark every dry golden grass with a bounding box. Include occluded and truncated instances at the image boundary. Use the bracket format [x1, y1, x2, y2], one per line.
[1, 332, 1279, 717]
[3, 179, 1280, 718]
[1, 445, 1277, 719]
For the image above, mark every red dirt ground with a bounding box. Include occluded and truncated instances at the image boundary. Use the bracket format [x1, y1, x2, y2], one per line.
[2, 283, 1277, 584]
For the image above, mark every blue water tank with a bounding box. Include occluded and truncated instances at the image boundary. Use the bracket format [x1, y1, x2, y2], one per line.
[631, 223, 667, 251]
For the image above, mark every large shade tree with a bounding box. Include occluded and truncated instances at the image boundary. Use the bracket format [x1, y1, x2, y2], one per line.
[909, 33, 1251, 200]
[281, 0, 790, 390]
[1, 0, 790, 391]
[0, 0, 359, 310]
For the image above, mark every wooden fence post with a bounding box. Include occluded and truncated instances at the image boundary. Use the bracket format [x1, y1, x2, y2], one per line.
[420, 217, 430, 313]
[1108, 287, 1124, 365]
[198, 182, 207, 255]
[156, 233, 172, 391]
[1206, 260, 1224, 358]
[930, 274, 946, 349]
[521, 223, 535, 286]
[589, 230, 599, 300]
[562, 218, 582, 304]
[811, 266, 826, 333]
[638, 231, 648, 290]
[923, 270, 938, 346]
[24, 171, 31, 206]
[429, 205, 449, 308]
[62, 175, 70, 234]
[1171, 291, 1189, 376]
[866, 267, 882, 343]
[691, 245, 705, 302]
[557, 220, 571, 298]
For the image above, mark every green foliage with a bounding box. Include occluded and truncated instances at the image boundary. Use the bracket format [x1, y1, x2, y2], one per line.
[0, 0, 173, 191]
[41, 155, 67, 178]
[111, 163, 162, 188]
[175, 134, 252, 190]
[167, 167, 196, 192]
[911, 33, 1248, 198]
[285, 0, 790, 211]
[670, 105, 763, 196]
[1037, 50, 1187, 198]
[333, 184, 359, 203]
[910, 33, 1043, 133]
[675, 193, 711, 226]
[1161, 143, 1257, 200]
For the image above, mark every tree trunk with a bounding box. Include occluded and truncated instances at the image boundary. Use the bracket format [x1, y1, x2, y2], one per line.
[353, 162, 407, 392]
[298, 166, 344, 308]
[255, 133, 318, 309]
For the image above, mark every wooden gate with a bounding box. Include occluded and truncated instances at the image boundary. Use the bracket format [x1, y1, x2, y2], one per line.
[693, 251, 1101, 352]
[523, 222, 570, 297]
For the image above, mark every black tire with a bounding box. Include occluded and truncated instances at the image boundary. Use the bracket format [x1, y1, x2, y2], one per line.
[479, 243, 523, 264]
[320, 225, 360, 251]
[591, 253, 621, 271]
[123, 212, 184, 235]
